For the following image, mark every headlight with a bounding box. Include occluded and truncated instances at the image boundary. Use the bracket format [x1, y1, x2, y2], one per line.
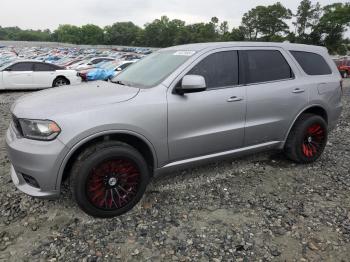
[18, 119, 61, 141]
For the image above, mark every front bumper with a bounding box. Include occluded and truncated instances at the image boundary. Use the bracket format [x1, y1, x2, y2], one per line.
[5, 124, 67, 199]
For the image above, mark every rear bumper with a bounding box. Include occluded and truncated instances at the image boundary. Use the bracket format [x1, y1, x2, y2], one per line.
[5, 124, 67, 199]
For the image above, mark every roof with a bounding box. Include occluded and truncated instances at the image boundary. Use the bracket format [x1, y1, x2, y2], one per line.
[163, 41, 327, 54]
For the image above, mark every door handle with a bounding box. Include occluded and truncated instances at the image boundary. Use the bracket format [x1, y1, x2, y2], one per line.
[292, 88, 305, 94]
[227, 96, 243, 102]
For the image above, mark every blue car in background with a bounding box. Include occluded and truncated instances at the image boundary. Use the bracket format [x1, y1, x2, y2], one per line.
[85, 60, 137, 81]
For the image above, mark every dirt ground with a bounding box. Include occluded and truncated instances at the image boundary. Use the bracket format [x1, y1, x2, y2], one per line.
[0, 80, 349, 261]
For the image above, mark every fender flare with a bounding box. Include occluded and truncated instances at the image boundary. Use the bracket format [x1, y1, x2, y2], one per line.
[55, 129, 158, 190]
[281, 103, 328, 148]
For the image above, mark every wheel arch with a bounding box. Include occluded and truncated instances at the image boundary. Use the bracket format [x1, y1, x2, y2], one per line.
[56, 130, 158, 188]
[53, 75, 70, 86]
[282, 104, 328, 146]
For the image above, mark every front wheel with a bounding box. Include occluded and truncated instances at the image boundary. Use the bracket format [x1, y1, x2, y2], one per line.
[70, 141, 150, 218]
[284, 114, 328, 164]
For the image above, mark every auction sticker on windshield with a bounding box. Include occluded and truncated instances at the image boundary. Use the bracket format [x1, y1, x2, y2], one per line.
[173, 51, 196, 56]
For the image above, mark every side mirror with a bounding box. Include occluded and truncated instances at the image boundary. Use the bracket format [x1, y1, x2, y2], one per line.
[116, 67, 122, 71]
[176, 75, 207, 95]
[3, 67, 12, 72]
[87, 63, 93, 66]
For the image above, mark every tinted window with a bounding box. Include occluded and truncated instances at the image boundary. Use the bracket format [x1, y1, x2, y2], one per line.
[119, 63, 132, 70]
[188, 51, 238, 88]
[92, 58, 113, 64]
[291, 51, 332, 75]
[9, 62, 33, 71]
[240, 50, 293, 84]
[33, 63, 59, 71]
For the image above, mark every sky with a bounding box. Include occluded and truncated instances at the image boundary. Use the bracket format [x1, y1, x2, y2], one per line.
[0, 0, 348, 31]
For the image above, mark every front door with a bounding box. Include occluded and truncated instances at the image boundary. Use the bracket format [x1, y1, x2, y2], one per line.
[167, 50, 246, 162]
[3, 62, 34, 89]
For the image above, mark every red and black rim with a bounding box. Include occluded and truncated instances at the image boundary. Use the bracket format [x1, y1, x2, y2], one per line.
[86, 158, 141, 210]
[302, 124, 326, 158]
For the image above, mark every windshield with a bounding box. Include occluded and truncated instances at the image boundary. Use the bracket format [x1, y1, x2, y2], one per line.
[112, 50, 195, 88]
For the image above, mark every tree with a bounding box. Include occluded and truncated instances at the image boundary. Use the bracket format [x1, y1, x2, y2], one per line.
[143, 16, 187, 47]
[80, 24, 104, 45]
[293, 0, 321, 42]
[241, 2, 292, 41]
[219, 21, 229, 35]
[104, 22, 141, 46]
[241, 6, 263, 40]
[313, 3, 350, 54]
[52, 25, 82, 44]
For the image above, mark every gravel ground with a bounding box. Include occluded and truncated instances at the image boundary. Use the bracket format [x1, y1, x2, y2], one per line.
[0, 81, 350, 262]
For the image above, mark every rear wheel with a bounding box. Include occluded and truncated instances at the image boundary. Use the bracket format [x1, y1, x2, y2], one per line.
[284, 114, 328, 163]
[70, 141, 150, 218]
[53, 77, 69, 87]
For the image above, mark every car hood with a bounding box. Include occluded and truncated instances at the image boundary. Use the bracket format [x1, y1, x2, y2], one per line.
[11, 81, 140, 119]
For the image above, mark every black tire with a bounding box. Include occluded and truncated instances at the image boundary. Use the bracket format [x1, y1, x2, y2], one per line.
[284, 113, 328, 164]
[53, 77, 69, 87]
[70, 141, 150, 218]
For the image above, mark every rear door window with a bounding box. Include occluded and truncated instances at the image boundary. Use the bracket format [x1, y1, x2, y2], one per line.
[33, 63, 59, 71]
[9, 62, 34, 71]
[239, 50, 294, 84]
[188, 51, 239, 89]
[291, 51, 332, 75]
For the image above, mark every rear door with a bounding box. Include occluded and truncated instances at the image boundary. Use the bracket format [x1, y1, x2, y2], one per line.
[240, 48, 308, 146]
[33, 62, 57, 88]
[167, 50, 246, 161]
[2, 62, 34, 89]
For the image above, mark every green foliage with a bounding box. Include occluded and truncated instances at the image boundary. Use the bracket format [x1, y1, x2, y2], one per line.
[104, 22, 141, 46]
[241, 2, 292, 41]
[0, 26, 51, 41]
[52, 24, 82, 44]
[293, 0, 321, 41]
[0, 1, 349, 54]
[80, 24, 104, 45]
[310, 3, 350, 54]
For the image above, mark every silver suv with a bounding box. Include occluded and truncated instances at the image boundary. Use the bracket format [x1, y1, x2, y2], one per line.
[6, 42, 343, 218]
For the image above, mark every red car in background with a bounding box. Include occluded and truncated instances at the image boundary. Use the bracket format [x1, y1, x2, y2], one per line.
[334, 58, 350, 78]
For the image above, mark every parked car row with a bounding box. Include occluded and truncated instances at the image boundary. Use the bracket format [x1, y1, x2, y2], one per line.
[0, 46, 151, 90]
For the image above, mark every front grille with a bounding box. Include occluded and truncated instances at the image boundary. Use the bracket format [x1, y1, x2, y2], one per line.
[12, 115, 23, 136]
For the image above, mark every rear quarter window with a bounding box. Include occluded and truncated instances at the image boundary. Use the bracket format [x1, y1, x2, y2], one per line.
[291, 51, 332, 75]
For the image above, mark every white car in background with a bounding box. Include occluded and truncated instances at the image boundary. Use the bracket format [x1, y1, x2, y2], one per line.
[0, 60, 81, 90]
[71, 57, 115, 71]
